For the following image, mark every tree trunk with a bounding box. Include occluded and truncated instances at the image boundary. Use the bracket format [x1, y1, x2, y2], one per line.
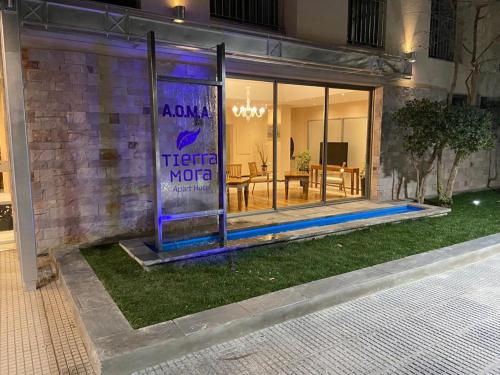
[467, 5, 484, 106]
[415, 161, 436, 204]
[413, 152, 437, 204]
[416, 173, 429, 204]
[447, 0, 460, 105]
[391, 169, 396, 200]
[488, 148, 498, 188]
[436, 149, 444, 204]
[469, 66, 480, 106]
[397, 175, 404, 200]
[443, 154, 462, 205]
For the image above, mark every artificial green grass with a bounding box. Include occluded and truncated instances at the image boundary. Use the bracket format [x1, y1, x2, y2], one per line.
[82, 190, 500, 328]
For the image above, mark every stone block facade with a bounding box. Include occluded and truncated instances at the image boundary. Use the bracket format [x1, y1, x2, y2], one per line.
[23, 48, 218, 254]
[23, 49, 156, 253]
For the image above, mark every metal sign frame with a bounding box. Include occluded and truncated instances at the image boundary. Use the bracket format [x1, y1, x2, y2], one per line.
[147, 31, 227, 252]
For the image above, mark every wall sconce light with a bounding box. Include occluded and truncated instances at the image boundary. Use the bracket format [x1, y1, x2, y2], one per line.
[403, 51, 417, 63]
[6, 0, 16, 9]
[173, 5, 186, 23]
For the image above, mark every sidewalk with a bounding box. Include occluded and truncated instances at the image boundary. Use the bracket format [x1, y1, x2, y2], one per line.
[135, 252, 500, 374]
[0, 249, 94, 375]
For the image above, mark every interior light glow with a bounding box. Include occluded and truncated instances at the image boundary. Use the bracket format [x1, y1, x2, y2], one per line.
[232, 86, 266, 121]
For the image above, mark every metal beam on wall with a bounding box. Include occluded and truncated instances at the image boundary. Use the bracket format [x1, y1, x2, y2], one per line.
[15, 0, 412, 80]
[0, 6, 38, 291]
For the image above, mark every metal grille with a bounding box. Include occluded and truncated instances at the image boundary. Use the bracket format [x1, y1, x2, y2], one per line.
[348, 0, 386, 48]
[429, 0, 456, 61]
[90, 0, 140, 9]
[210, 0, 279, 29]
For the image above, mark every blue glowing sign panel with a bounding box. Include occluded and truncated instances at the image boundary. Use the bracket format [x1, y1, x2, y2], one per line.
[157, 82, 219, 220]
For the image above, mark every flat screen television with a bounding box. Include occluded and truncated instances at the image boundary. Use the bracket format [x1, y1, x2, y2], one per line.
[319, 142, 348, 166]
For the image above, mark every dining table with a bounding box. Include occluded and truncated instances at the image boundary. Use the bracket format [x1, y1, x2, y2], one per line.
[226, 177, 250, 211]
[309, 163, 360, 195]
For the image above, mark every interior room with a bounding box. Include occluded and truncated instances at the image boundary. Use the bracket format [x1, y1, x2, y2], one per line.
[225, 78, 370, 214]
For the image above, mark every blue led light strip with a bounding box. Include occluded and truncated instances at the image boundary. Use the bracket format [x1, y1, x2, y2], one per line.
[162, 205, 424, 252]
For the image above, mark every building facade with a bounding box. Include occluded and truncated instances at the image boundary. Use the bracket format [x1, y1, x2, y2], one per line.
[0, 0, 499, 289]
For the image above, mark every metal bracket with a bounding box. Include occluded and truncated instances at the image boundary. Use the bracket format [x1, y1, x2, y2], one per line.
[105, 12, 128, 35]
[21, 0, 44, 23]
[267, 38, 282, 57]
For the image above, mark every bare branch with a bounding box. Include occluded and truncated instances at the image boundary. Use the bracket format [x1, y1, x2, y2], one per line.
[462, 43, 473, 54]
[478, 57, 499, 65]
[471, 5, 482, 64]
[476, 33, 500, 62]
[465, 71, 473, 99]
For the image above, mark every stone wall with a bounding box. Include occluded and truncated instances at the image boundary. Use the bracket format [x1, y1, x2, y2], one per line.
[23, 49, 152, 253]
[23, 48, 217, 254]
[377, 85, 500, 201]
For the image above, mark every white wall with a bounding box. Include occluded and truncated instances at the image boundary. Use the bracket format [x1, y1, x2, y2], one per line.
[284, 0, 348, 45]
[307, 118, 368, 170]
[139, 0, 499, 98]
[226, 105, 270, 176]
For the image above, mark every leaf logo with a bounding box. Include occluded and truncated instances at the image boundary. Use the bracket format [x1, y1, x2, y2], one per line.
[176, 128, 201, 151]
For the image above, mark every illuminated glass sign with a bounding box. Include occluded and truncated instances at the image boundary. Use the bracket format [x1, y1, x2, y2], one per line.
[157, 82, 219, 244]
[160, 102, 218, 185]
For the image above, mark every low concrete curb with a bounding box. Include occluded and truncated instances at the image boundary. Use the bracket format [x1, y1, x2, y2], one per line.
[54, 233, 500, 375]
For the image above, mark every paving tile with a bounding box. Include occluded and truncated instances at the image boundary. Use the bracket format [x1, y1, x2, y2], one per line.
[136, 253, 500, 375]
[0, 250, 95, 374]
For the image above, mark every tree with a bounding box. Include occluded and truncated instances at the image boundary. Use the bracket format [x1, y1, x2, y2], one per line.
[447, 0, 500, 106]
[463, 3, 499, 106]
[393, 99, 447, 204]
[395, 99, 495, 206]
[442, 0, 499, 201]
[438, 104, 495, 206]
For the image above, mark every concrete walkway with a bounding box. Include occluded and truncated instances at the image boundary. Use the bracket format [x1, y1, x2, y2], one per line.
[0, 249, 94, 374]
[135, 253, 500, 374]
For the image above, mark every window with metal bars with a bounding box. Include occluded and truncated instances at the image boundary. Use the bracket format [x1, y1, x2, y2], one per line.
[90, 0, 141, 9]
[429, 0, 456, 61]
[210, 0, 280, 30]
[348, 0, 386, 48]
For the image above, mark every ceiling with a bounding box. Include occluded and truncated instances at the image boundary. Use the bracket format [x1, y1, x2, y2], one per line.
[226, 79, 369, 107]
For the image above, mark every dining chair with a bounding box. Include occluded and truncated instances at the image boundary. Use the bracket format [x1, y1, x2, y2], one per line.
[248, 161, 270, 197]
[325, 162, 347, 197]
[226, 164, 242, 178]
[226, 164, 243, 211]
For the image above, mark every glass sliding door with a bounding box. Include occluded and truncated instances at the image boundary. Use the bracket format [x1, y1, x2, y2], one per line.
[225, 78, 273, 213]
[277, 83, 325, 208]
[225, 78, 372, 214]
[325, 89, 370, 200]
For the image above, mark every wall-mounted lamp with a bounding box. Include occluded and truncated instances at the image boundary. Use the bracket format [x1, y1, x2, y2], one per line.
[403, 51, 417, 63]
[6, 0, 16, 9]
[173, 5, 186, 23]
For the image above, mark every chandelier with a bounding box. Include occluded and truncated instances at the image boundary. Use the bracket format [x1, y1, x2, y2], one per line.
[231, 86, 266, 121]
